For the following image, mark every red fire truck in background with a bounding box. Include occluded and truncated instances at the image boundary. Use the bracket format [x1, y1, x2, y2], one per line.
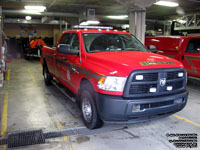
[145, 36, 200, 79]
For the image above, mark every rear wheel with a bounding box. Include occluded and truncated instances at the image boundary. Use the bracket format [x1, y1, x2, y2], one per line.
[43, 65, 52, 86]
[80, 83, 102, 129]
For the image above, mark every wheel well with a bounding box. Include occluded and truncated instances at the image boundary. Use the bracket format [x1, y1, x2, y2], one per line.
[42, 59, 47, 75]
[80, 78, 92, 88]
[77, 78, 94, 105]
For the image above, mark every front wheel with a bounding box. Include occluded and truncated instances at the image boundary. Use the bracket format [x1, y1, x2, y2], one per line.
[80, 84, 102, 129]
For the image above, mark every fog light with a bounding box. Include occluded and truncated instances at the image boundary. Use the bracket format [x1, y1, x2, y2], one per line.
[135, 75, 143, 80]
[167, 86, 173, 91]
[178, 72, 184, 77]
[174, 99, 183, 104]
[132, 104, 140, 111]
[149, 87, 157, 93]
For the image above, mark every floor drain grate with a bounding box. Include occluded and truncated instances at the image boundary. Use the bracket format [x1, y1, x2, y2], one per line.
[7, 129, 45, 148]
[0, 125, 125, 149]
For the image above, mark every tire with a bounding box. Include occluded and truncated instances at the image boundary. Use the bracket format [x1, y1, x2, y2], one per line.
[80, 83, 103, 129]
[43, 65, 52, 86]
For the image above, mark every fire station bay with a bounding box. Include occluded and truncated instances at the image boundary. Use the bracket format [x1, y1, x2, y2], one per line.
[0, 0, 200, 150]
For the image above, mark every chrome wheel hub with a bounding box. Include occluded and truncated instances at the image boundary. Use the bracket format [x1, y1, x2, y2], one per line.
[82, 98, 92, 122]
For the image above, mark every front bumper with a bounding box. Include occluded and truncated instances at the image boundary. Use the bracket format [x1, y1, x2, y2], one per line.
[95, 90, 188, 124]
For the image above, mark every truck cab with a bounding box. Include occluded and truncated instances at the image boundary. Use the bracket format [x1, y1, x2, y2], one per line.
[145, 36, 200, 79]
[41, 26, 188, 129]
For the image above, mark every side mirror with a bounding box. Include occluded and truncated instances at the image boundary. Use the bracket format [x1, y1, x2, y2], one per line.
[57, 44, 79, 56]
[148, 45, 157, 53]
[57, 44, 71, 53]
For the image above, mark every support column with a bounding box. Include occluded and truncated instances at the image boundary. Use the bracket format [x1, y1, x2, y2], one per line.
[129, 10, 146, 44]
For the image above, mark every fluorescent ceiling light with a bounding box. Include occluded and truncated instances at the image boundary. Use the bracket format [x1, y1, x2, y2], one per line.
[23, 10, 41, 15]
[154, 1, 179, 7]
[107, 15, 128, 19]
[25, 5, 46, 12]
[178, 19, 186, 24]
[25, 16, 32, 20]
[80, 20, 100, 25]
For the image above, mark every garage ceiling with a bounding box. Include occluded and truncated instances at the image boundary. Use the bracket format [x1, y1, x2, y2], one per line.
[1, 0, 200, 25]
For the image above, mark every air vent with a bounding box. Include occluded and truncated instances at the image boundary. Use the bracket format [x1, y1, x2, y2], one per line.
[87, 9, 95, 19]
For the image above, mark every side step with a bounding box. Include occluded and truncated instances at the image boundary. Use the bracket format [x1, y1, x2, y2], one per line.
[51, 79, 76, 102]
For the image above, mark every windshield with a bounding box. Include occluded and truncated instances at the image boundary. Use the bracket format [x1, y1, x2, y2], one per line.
[83, 33, 148, 53]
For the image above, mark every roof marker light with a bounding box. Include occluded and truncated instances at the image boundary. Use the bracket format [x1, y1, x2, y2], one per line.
[72, 25, 113, 30]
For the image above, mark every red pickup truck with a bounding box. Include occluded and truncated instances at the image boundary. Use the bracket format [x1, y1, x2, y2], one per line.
[145, 36, 200, 79]
[41, 27, 188, 129]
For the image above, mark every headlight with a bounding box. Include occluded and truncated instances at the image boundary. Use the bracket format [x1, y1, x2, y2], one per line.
[97, 76, 127, 92]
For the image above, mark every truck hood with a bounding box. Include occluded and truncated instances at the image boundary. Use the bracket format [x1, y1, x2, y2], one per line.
[84, 51, 183, 77]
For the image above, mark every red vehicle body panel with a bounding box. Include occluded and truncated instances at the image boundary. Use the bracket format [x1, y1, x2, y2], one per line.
[145, 36, 200, 78]
[41, 30, 184, 96]
[40, 29, 189, 125]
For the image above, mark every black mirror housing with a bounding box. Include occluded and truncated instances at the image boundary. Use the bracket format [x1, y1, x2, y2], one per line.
[148, 45, 157, 53]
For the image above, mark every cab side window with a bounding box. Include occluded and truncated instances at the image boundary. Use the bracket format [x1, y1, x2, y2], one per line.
[60, 33, 72, 45]
[71, 34, 79, 51]
[186, 39, 200, 53]
[59, 33, 79, 51]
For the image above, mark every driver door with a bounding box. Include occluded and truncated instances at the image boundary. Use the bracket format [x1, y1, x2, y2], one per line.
[181, 38, 200, 78]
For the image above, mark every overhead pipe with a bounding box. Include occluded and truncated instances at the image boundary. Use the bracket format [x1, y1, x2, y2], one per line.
[2, 10, 79, 18]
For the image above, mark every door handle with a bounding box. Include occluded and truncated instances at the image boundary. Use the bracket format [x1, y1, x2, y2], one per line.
[62, 57, 67, 61]
[72, 67, 79, 74]
[53, 54, 57, 57]
[181, 55, 184, 60]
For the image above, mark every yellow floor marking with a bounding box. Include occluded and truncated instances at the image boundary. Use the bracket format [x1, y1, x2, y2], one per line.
[173, 114, 200, 127]
[56, 122, 73, 150]
[1, 91, 8, 136]
[7, 69, 10, 81]
[1, 145, 7, 150]
[27, 68, 36, 83]
[0, 92, 8, 150]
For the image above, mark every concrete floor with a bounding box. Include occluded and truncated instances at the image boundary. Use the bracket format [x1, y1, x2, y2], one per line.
[0, 59, 200, 150]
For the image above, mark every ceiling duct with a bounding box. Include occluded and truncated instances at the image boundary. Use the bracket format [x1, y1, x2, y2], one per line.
[116, 0, 157, 9]
[41, 16, 54, 24]
[87, 9, 95, 19]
